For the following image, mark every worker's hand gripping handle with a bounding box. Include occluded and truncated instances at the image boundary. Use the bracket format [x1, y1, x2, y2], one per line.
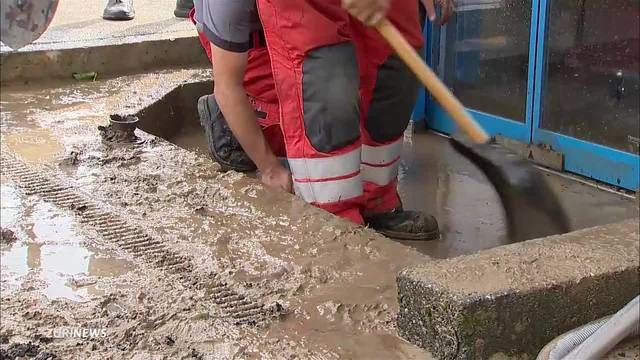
[375, 19, 491, 144]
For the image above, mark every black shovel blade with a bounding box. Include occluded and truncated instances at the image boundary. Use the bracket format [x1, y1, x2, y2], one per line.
[450, 135, 571, 243]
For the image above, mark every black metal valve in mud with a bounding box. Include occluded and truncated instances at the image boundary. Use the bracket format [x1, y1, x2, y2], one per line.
[98, 115, 143, 144]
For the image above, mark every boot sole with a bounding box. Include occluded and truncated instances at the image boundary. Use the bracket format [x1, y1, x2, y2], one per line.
[102, 14, 135, 20]
[375, 228, 440, 241]
[174, 8, 191, 18]
[197, 96, 256, 173]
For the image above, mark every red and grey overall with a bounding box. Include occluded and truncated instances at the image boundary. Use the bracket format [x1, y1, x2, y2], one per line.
[192, 0, 424, 224]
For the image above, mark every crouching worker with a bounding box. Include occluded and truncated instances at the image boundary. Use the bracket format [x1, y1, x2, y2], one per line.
[190, 0, 453, 241]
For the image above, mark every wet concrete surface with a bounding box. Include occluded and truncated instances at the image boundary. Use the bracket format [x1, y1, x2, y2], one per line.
[0, 0, 195, 53]
[397, 219, 639, 359]
[0, 71, 637, 359]
[397, 130, 639, 258]
[1, 1, 208, 85]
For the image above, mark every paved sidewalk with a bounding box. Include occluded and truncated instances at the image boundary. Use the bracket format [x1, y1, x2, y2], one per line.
[1, 0, 195, 53]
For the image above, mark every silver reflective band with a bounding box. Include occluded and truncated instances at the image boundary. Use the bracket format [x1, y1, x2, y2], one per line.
[288, 148, 361, 180]
[293, 174, 363, 204]
[362, 139, 403, 165]
[361, 162, 399, 186]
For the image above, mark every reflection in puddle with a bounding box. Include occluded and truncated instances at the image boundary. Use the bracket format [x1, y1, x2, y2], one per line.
[2, 128, 64, 165]
[1, 181, 22, 227]
[1, 182, 133, 301]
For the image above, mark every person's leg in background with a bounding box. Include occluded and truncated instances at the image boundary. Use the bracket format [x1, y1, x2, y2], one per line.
[174, 0, 194, 18]
[191, 9, 286, 171]
[103, 0, 134, 21]
[351, 0, 440, 240]
[257, 0, 365, 224]
[104, 0, 195, 21]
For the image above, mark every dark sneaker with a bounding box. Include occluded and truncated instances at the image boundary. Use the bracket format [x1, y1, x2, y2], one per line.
[174, 0, 194, 18]
[197, 95, 257, 172]
[103, 0, 134, 20]
[364, 208, 440, 241]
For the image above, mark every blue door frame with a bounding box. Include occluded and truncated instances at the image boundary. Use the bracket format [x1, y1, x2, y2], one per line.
[423, 1, 540, 144]
[418, 0, 640, 191]
[531, 0, 639, 191]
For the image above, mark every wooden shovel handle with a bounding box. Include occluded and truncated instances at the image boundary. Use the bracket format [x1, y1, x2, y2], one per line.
[376, 19, 490, 144]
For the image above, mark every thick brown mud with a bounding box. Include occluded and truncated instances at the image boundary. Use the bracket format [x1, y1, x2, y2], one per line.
[1, 70, 637, 359]
[1, 70, 433, 359]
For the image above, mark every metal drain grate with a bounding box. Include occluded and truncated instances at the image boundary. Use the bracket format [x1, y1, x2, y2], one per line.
[1, 152, 271, 325]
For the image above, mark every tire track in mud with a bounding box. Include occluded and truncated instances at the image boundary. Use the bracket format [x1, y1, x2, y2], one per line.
[1, 152, 272, 326]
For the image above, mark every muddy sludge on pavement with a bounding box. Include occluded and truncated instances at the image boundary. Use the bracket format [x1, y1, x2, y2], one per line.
[1, 70, 435, 359]
[3, 68, 636, 359]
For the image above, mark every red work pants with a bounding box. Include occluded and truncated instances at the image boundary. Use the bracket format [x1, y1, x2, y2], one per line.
[194, 1, 424, 224]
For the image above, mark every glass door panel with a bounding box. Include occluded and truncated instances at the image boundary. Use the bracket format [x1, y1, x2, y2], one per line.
[440, 0, 533, 122]
[540, 0, 640, 154]
[423, 0, 639, 189]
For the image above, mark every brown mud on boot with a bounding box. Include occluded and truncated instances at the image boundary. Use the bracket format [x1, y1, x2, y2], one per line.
[103, 0, 134, 20]
[364, 208, 440, 241]
[197, 95, 257, 172]
[174, 0, 194, 18]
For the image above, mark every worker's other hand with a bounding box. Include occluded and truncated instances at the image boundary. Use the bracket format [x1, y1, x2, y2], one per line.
[260, 164, 293, 193]
[421, 0, 455, 25]
[342, 0, 390, 26]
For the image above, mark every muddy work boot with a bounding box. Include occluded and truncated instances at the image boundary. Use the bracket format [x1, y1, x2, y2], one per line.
[174, 0, 194, 18]
[197, 95, 257, 172]
[364, 208, 440, 241]
[103, 0, 134, 20]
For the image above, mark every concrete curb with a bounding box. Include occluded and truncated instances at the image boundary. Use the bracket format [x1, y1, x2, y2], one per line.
[1, 36, 209, 84]
[397, 220, 640, 359]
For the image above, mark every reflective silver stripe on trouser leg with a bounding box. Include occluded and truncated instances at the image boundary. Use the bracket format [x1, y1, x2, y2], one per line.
[288, 147, 362, 204]
[293, 175, 363, 203]
[361, 138, 403, 186]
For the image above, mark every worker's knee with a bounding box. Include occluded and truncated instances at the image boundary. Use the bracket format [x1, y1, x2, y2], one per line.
[365, 54, 420, 143]
[302, 42, 360, 153]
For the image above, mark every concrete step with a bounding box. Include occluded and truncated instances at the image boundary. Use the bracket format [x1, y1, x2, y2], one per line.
[397, 220, 640, 359]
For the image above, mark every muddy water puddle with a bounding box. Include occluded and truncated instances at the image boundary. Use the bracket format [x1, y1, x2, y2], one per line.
[0, 80, 120, 132]
[1, 180, 133, 301]
[2, 128, 65, 165]
[0, 69, 210, 138]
